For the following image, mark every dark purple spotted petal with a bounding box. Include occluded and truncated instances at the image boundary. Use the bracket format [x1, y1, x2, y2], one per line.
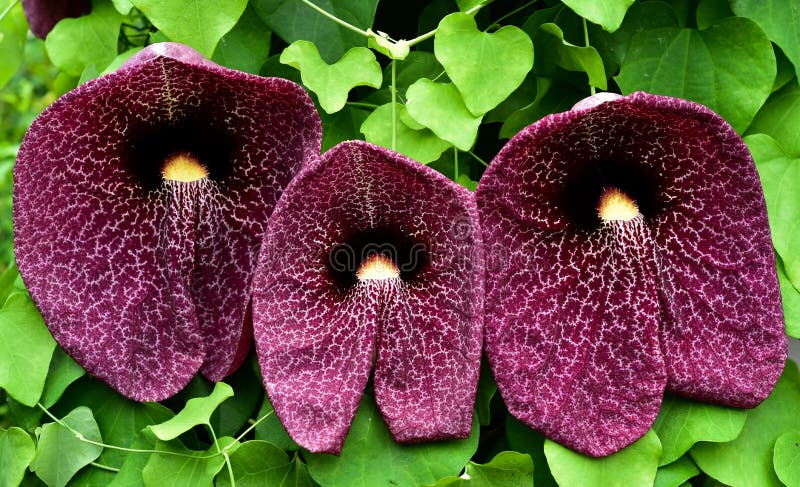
[22, 0, 91, 39]
[253, 140, 483, 454]
[14, 43, 321, 401]
[476, 91, 787, 456]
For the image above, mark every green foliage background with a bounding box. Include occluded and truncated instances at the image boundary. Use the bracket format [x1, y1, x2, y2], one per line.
[1, 0, 800, 486]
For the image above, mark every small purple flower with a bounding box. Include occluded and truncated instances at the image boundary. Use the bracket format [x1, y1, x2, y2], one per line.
[252, 140, 484, 454]
[14, 43, 321, 401]
[476, 92, 787, 456]
[22, 0, 92, 39]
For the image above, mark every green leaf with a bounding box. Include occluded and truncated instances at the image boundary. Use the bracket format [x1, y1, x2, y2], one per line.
[777, 256, 800, 338]
[280, 41, 382, 114]
[654, 455, 700, 487]
[434, 13, 533, 116]
[652, 393, 747, 466]
[254, 396, 299, 451]
[429, 451, 534, 486]
[320, 105, 368, 152]
[0, 0, 26, 89]
[730, 0, 800, 79]
[40, 347, 85, 408]
[141, 438, 235, 487]
[499, 77, 583, 139]
[209, 361, 263, 438]
[0, 292, 56, 406]
[773, 47, 796, 93]
[215, 441, 314, 487]
[405, 80, 482, 151]
[456, 0, 492, 12]
[615, 17, 775, 133]
[252, 0, 378, 63]
[211, 4, 271, 74]
[774, 430, 800, 486]
[0, 427, 35, 487]
[695, 0, 733, 30]
[107, 432, 157, 487]
[0, 262, 19, 306]
[111, 0, 133, 15]
[45, 0, 122, 76]
[561, 0, 636, 32]
[149, 382, 234, 441]
[30, 407, 103, 487]
[534, 23, 606, 90]
[505, 416, 557, 487]
[690, 361, 800, 487]
[475, 360, 497, 426]
[544, 430, 661, 487]
[305, 395, 479, 487]
[367, 30, 409, 60]
[131, 0, 246, 57]
[747, 81, 800, 156]
[745, 133, 800, 289]
[361, 103, 452, 163]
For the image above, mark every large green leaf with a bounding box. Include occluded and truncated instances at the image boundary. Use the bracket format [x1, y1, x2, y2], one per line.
[39, 347, 85, 408]
[616, 17, 775, 133]
[30, 407, 103, 487]
[0, 292, 56, 406]
[405, 79, 482, 151]
[561, 0, 635, 32]
[534, 23, 606, 90]
[131, 0, 246, 57]
[777, 256, 800, 338]
[252, 0, 378, 63]
[747, 81, 800, 157]
[361, 103, 452, 163]
[211, 4, 271, 74]
[544, 430, 661, 487]
[505, 416, 557, 487]
[774, 430, 800, 487]
[730, 0, 800, 79]
[0, 0, 26, 89]
[746, 133, 800, 289]
[45, 0, 123, 76]
[0, 427, 35, 487]
[305, 395, 479, 487]
[429, 451, 534, 486]
[434, 13, 533, 116]
[652, 393, 747, 466]
[690, 361, 800, 487]
[280, 41, 382, 114]
[215, 441, 314, 487]
[149, 382, 234, 441]
[695, 0, 733, 30]
[653, 455, 700, 487]
[141, 437, 237, 487]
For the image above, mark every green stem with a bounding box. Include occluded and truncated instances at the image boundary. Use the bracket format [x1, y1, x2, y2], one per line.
[223, 450, 236, 486]
[0, 0, 20, 23]
[406, 2, 485, 47]
[391, 60, 397, 151]
[486, 0, 538, 31]
[299, 0, 370, 38]
[454, 148, 459, 180]
[468, 151, 489, 167]
[90, 462, 121, 473]
[582, 17, 596, 95]
[347, 101, 380, 109]
[232, 410, 273, 443]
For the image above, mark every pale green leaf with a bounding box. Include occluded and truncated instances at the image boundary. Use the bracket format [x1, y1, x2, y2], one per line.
[141, 437, 236, 487]
[0, 427, 35, 487]
[361, 103, 452, 163]
[653, 455, 699, 487]
[0, 0, 26, 88]
[561, 0, 636, 32]
[777, 256, 800, 338]
[747, 80, 800, 156]
[730, 0, 800, 79]
[149, 382, 233, 441]
[30, 407, 103, 487]
[774, 430, 800, 487]
[428, 451, 533, 486]
[405, 80, 482, 151]
[215, 441, 314, 487]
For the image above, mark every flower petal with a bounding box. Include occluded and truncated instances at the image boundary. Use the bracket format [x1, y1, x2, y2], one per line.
[253, 141, 483, 453]
[22, 0, 91, 39]
[14, 44, 321, 400]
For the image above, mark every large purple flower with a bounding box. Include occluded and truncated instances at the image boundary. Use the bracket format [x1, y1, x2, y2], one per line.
[476, 92, 787, 456]
[252, 140, 484, 454]
[14, 43, 321, 401]
[22, 0, 92, 39]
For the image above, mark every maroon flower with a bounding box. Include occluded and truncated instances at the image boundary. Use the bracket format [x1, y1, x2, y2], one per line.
[14, 43, 321, 401]
[252, 140, 484, 454]
[476, 92, 787, 456]
[22, 0, 92, 39]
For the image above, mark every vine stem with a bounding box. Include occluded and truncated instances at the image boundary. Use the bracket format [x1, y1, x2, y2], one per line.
[468, 151, 489, 167]
[454, 148, 459, 180]
[582, 17, 596, 95]
[391, 60, 397, 151]
[90, 462, 120, 473]
[299, 0, 370, 37]
[486, 0, 538, 31]
[0, 0, 20, 23]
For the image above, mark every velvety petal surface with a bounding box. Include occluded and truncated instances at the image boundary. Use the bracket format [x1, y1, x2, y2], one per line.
[476, 92, 786, 456]
[14, 43, 321, 401]
[253, 140, 483, 454]
[22, 0, 91, 38]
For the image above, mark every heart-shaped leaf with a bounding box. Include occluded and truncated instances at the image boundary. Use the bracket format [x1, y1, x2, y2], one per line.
[212, 4, 272, 74]
[405, 79, 482, 151]
[561, 0, 635, 32]
[361, 103, 452, 163]
[0, 427, 35, 487]
[534, 23, 606, 90]
[653, 455, 699, 487]
[773, 430, 800, 487]
[434, 13, 533, 116]
[747, 81, 800, 157]
[731, 0, 800, 79]
[281, 41, 382, 114]
[142, 437, 238, 487]
[149, 381, 234, 441]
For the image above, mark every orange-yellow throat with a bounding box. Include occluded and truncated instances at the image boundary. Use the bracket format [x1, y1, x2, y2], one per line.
[597, 187, 639, 222]
[357, 254, 400, 281]
[162, 153, 208, 182]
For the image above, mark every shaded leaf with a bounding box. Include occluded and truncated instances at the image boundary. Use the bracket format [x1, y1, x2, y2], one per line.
[428, 451, 534, 486]
[505, 415, 557, 487]
[212, 4, 272, 74]
[280, 41, 382, 114]
[131, 0, 246, 57]
[499, 77, 583, 139]
[475, 360, 496, 426]
[254, 396, 298, 451]
[40, 347, 85, 408]
[654, 455, 700, 487]
[652, 393, 747, 466]
[305, 395, 479, 487]
[615, 17, 775, 133]
[773, 430, 800, 487]
[434, 13, 533, 116]
[30, 407, 103, 487]
[690, 361, 800, 487]
[561, 0, 635, 32]
[321, 105, 369, 152]
[0, 263, 19, 307]
[544, 430, 661, 487]
[149, 382, 233, 441]
[747, 81, 800, 156]
[0, 292, 56, 406]
[215, 441, 314, 487]
[0, 427, 35, 487]
[695, 0, 733, 30]
[534, 23, 606, 90]
[141, 437, 236, 487]
[405, 80, 481, 150]
[361, 103, 452, 163]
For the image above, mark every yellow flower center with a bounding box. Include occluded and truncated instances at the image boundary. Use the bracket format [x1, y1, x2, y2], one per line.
[597, 187, 639, 222]
[357, 254, 400, 281]
[161, 153, 208, 182]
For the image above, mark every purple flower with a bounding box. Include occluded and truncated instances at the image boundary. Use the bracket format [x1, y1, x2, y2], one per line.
[476, 92, 787, 456]
[22, 0, 92, 39]
[252, 140, 484, 454]
[13, 43, 321, 401]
